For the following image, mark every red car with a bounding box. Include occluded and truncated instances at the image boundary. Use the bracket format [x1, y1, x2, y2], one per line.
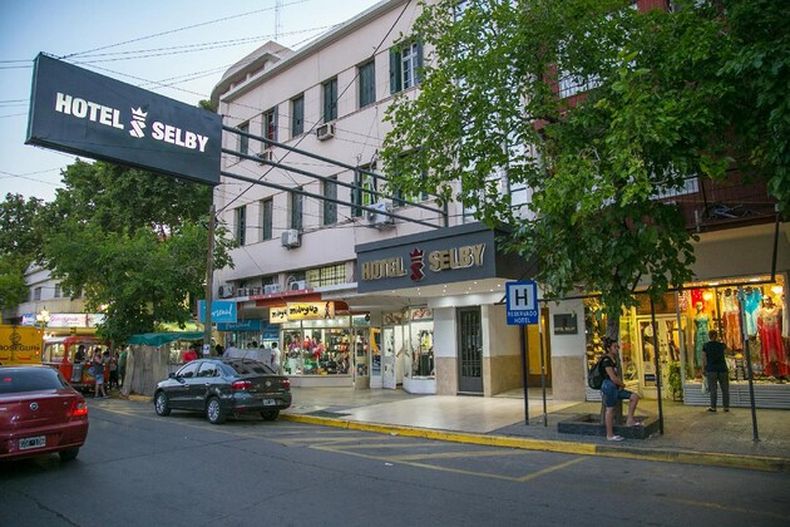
[0, 366, 89, 462]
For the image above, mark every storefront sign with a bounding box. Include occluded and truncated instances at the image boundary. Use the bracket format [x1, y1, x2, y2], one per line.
[198, 300, 237, 323]
[410, 307, 433, 321]
[0, 325, 42, 364]
[553, 313, 578, 335]
[217, 319, 261, 332]
[356, 223, 525, 293]
[49, 313, 89, 328]
[269, 302, 335, 323]
[26, 54, 221, 186]
[382, 311, 406, 325]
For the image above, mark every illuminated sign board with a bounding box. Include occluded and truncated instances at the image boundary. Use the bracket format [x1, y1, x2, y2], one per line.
[26, 54, 221, 186]
[269, 302, 336, 323]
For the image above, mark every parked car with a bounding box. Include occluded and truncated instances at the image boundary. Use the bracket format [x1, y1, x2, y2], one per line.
[0, 366, 89, 462]
[153, 358, 291, 424]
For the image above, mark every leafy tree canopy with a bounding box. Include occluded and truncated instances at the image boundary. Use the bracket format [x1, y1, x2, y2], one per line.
[382, 0, 787, 320]
[0, 193, 47, 311]
[42, 161, 233, 343]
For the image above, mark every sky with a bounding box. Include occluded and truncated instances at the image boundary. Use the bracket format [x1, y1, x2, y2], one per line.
[0, 0, 383, 202]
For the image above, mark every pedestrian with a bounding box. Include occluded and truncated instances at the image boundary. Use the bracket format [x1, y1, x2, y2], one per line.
[118, 347, 128, 387]
[599, 337, 641, 441]
[214, 343, 225, 357]
[181, 344, 198, 363]
[74, 344, 86, 363]
[108, 351, 119, 389]
[702, 330, 730, 412]
[92, 350, 107, 398]
[270, 342, 280, 372]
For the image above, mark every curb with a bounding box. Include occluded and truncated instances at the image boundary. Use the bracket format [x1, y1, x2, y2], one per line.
[281, 413, 790, 473]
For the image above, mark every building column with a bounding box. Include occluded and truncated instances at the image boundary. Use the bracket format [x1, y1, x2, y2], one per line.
[433, 307, 457, 395]
[548, 299, 587, 401]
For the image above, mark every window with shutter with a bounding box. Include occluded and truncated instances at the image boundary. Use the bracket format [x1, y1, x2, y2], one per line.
[291, 95, 304, 137]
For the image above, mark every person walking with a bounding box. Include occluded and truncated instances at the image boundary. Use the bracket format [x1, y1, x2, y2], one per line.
[108, 351, 119, 389]
[92, 350, 107, 398]
[702, 330, 730, 412]
[599, 337, 641, 441]
[270, 342, 281, 373]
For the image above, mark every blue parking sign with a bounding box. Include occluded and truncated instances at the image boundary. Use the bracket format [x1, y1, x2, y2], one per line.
[506, 281, 538, 325]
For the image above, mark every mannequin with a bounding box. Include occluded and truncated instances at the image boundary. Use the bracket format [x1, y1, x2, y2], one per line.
[721, 288, 742, 350]
[694, 301, 710, 371]
[743, 286, 763, 336]
[757, 296, 788, 377]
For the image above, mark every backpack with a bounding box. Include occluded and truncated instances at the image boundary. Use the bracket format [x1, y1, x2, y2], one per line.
[587, 357, 606, 390]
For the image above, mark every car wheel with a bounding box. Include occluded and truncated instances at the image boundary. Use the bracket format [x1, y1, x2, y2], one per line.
[59, 447, 79, 462]
[206, 396, 226, 424]
[154, 391, 171, 416]
[261, 409, 280, 421]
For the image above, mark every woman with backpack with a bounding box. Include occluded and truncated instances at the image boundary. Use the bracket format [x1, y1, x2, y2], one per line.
[598, 337, 640, 441]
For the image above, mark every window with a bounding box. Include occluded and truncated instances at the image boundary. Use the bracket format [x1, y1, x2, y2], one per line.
[263, 107, 277, 142]
[305, 263, 347, 288]
[0, 368, 65, 394]
[176, 362, 199, 378]
[260, 198, 273, 241]
[235, 206, 246, 246]
[323, 176, 338, 225]
[238, 121, 249, 155]
[352, 163, 377, 217]
[390, 41, 422, 94]
[33, 287, 42, 301]
[358, 60, 376, 108]
[54, 283, 61, 298]
[291, 95, 304, 137]
[290, 188, 303, 231]
[197, 361, 219, 378]
[322, 77, 338, 123]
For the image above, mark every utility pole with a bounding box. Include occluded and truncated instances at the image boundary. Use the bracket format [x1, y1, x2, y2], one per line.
[203, 203, 216, 356]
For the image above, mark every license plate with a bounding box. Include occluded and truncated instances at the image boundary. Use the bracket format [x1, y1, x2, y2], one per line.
[19, 436, 46, 450]
[262, 399, 277, 406]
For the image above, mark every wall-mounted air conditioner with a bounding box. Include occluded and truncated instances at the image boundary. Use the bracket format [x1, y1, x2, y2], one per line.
[218, 284, 235, 298]
[236, 287, 249, 297]
[281, 229, 301, 248]
[256, 149, 273, 164]
[248, 286, 262, 296]
[263, 283, 282, 295]
[289, 280, 307, 291]
[367, 201, 395, 229]
[316, 123, 335, 141]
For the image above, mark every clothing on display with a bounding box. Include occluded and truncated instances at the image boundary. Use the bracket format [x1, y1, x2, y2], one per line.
[743, 288, 763, 336]
[720, 289, 742, 350]
[694, 311, 711, 369]
[756, 299, 789, 377]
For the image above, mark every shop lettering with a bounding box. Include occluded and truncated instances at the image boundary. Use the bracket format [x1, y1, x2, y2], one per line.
[55, 92, 124, 129]
[289, 305, 319, 317]
[428, 243, 485, 272]
[361, 258, 407, 280]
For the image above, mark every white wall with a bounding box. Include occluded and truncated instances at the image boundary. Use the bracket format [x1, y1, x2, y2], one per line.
[484, 304, 519, 358]
[547, 299, 586, 358]
[433, 307, 456, 359]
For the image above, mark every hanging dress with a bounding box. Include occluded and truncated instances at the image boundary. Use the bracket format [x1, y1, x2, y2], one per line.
[757, 305, 789, 377]
[694, 313, 710, 369]
[721, 292, 742, 350]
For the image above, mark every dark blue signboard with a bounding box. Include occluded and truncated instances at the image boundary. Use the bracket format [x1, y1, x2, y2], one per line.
[217, 319, 261, 332]
[26, 54, 221, 186]
[506, 280, 539, 325]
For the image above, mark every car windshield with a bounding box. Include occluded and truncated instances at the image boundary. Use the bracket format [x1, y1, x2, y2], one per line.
[225, 359, 274, 376]
[0, 368, 67, 394]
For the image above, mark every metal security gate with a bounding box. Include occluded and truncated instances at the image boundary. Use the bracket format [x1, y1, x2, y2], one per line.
[458, 307, 483, 394]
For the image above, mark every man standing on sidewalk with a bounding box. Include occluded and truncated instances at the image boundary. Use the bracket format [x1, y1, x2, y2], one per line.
[702, 330, 730, 412]
[600, 337, 640, 441]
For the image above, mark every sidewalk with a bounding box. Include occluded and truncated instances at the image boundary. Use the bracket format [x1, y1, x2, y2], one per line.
[282, 387, 790, 472]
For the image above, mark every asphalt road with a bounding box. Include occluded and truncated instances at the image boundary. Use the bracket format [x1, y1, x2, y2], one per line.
[1, 398, 788, 527]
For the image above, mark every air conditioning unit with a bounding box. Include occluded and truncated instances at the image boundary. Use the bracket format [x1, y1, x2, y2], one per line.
[289, 280, 307, 291]
[316, 123, 335, 141]
[263, 283, 282, 295]
[236, 287, 249, 297]
[367, 201, 395, 229]
[281, 229, 301, 249]
[218, 284, 235, 298]
[256, 149, 273, 164]
[248, 286, 262, 296]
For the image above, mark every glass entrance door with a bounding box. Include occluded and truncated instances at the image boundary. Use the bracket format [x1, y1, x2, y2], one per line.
[457, 307, 483, 394]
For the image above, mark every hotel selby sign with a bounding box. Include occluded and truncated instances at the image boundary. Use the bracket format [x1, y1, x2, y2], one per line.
[26, 54, 221, 186]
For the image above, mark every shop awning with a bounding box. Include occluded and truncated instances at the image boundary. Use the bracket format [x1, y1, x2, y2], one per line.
[127, 332, 204, 347]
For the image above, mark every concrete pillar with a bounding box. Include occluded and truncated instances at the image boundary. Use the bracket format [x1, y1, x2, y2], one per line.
[548, 299, 587, 401]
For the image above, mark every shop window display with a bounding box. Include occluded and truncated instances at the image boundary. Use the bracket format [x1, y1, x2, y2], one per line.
[281, 318, 353, 375]
[682, 275, 787, 383]
[408, 307, 434, 378]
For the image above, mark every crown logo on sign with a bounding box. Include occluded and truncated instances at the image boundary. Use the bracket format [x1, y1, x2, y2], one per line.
[131, 107, 148, 119]
[409, 248, 423, 261]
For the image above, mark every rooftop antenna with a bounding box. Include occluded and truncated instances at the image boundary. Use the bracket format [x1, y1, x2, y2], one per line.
[275, 0, 284, 41]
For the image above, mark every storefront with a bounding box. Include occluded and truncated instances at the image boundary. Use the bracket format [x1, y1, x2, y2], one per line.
[355, 223, 525, 396]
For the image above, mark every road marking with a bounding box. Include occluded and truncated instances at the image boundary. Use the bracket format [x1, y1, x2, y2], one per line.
[388, 450, 529, 461]
[275, 436, 385, 446]
[327, 442, 439, 450]
[516, 456, 586, 482]
[667, 497, 789, 520]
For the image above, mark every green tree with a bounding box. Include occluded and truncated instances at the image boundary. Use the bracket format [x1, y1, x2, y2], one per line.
[42, 161, 233, 343]
[0, 193, 47, 311]
[382, 0, 786, 330]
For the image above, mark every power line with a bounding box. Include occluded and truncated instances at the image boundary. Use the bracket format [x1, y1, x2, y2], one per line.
[58, 0, 314, 60]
